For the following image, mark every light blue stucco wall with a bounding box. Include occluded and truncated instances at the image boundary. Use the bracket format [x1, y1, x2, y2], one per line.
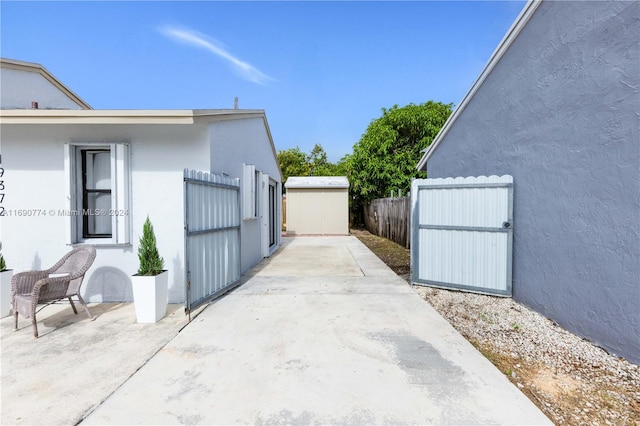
[209, 116, 282, 273]
[426, 1, 640, 363]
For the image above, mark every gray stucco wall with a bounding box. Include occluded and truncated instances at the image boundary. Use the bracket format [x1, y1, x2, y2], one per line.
[426, 1, 639, 363]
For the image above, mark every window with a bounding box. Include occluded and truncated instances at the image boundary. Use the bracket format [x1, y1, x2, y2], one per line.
[82, 150, 112, 238]
[64, 143, 130, 245]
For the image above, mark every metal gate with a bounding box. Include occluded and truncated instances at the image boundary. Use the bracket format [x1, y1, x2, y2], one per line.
[411, 175, 513, 296]
[184, 169, 241, 315]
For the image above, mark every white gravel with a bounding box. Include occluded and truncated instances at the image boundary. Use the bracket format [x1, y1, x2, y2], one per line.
[412, 285, 640, 426]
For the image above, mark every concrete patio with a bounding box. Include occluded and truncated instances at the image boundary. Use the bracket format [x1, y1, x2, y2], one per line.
[1, 236, 550, 425]
[0, 302, 193, 425]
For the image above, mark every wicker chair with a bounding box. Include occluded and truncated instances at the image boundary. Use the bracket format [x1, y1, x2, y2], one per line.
[12, 245, 96, 338]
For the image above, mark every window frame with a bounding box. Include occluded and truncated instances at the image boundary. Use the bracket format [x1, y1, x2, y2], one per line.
[64, 142, 131, 246]
[81, 148, 112, 239]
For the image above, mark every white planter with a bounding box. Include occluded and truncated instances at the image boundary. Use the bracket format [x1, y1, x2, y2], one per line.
[131, 270, 168, 323]
[0, 270, 13, 318]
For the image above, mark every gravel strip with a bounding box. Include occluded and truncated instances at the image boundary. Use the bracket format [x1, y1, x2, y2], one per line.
[413, 285, 640, 426]
[352, 229, 638, 425]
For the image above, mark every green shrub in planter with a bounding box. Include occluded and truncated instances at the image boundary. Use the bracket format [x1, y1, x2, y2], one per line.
[137, 216, 164, 276]
[0, 242, 6, 272]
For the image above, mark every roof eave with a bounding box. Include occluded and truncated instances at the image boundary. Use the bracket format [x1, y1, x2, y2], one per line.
[416, 0, 542, 172]
[0, 109, 196, 124]
[194, 109, 284, 182]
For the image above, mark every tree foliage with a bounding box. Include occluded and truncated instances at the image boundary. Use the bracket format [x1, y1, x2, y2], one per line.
[307, 144, 332, 176]
[277, 144, 343, 186]
[347, 101, 453, 217]
[137, 216, 164, 276]
[277, 146, 309, 183]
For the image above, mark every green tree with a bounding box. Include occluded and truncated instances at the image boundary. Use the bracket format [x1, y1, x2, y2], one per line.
[277, 146, 309, 184]
[348, 101, 453, 219]
[278, 144, 344, 185]
[334, 153, 351, 177]
[307, 144, 335, 176]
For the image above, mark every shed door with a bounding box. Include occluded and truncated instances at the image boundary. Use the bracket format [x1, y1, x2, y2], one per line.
[411, 175, 513, 296]
[286, 188, 348, 235]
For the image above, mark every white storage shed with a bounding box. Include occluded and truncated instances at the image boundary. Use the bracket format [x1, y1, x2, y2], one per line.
[285, 176, 349, 235]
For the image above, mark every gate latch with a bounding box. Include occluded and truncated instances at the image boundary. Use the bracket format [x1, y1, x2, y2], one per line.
[502, 221, 512, 229]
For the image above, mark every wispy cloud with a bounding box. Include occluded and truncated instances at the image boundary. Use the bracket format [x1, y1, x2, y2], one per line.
[159, 25, 273, 85]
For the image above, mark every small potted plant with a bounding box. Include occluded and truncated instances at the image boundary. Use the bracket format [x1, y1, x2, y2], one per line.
[131, 216, 168, 323]
[0, 242, 13, 318]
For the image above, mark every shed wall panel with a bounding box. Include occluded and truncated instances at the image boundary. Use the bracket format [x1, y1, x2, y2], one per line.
[286, 188, 348, 235]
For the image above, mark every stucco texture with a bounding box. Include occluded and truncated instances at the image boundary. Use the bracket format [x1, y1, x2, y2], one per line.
[209, 117, 282, 272]
[0, 123, 210, 304]
[0, 68, 84, 110]
[426, 1, 639, 363]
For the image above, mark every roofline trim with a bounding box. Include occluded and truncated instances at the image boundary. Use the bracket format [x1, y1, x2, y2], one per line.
[416, 0, 542, 171]
[285, 184, 350, 189]
[0, 109, 269, 125]
[260, 113, 285, 183]
[284, 176, 350, 189]
[0, 107, 285, 181]
[0, 109, 195, 124]
[1, 58, 93, 110]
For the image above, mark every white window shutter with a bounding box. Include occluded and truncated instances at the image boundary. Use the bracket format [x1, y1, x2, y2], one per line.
[242, 163, 256, 219]
[111, 144, 130, 244]
[63, 144, 76, 245]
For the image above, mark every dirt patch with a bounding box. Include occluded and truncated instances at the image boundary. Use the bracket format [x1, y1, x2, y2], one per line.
[352, 227, 640, 426]
[532, 368, 581, 396]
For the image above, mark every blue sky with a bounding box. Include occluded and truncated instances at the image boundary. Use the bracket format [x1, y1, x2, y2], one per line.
[1, 1, 526, 162]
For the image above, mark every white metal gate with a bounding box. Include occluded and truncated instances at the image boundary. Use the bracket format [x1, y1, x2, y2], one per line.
[184, 169, 241, 315]
[411, 175, 513, 296]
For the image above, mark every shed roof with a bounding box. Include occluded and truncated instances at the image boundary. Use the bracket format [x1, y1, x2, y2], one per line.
[285, 176, 349, 189]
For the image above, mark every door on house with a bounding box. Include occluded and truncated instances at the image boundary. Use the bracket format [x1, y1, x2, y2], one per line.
[259, 174, 279, 257]
[269, 182, 277, 247]
[411, 175, 514, 296]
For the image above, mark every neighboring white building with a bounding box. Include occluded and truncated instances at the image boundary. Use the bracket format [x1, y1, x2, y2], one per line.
[0, 58, 91, 110]
[285, 176, 349, 235]
[0, 58, 282, 309]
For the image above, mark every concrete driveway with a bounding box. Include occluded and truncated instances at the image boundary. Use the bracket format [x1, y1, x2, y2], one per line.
[79, 236, 550, 425]
[1, 236, 550, 425]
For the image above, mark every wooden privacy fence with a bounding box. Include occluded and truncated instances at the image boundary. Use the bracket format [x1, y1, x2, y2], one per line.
[364, 196, 411, 248]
